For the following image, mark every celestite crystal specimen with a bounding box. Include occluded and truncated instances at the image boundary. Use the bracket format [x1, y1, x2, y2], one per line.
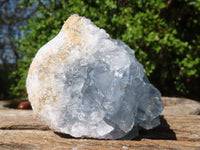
[26, 14, 164, 139]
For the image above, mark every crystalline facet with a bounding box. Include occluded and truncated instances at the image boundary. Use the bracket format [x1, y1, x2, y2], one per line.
[26, 14, 164, 139]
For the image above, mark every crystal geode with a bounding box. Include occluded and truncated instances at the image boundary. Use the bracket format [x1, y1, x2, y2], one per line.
[26, 14, 164, 139]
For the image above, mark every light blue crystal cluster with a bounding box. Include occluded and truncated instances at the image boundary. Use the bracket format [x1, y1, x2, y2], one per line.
[27, 15, 164, 140]
[56, 39, 163, 139]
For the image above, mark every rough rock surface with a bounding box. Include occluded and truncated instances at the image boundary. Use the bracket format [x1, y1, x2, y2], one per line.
[26, 14, 163, 139]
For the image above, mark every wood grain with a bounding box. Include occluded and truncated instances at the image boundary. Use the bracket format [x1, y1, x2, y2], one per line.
[0, 98, 200, 150]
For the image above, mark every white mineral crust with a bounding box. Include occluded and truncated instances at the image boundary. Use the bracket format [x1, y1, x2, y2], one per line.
[26, 14, 164, 139]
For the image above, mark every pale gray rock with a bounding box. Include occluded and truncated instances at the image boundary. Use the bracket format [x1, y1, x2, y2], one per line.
[161, 97, 200, 115]
[26, 14, 164, 139]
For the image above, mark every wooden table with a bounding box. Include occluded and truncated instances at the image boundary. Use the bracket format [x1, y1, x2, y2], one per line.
[0, 98, 200, 150]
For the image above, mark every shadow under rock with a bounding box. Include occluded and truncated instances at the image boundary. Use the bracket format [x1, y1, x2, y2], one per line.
[134, 115, 177, 140]
[54, 132, 74, 138]
[54, 132, 106, 140]
[54, 115, 177, 140]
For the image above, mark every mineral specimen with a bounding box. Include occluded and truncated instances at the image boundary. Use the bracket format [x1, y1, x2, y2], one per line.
[26, 14, 164, 139]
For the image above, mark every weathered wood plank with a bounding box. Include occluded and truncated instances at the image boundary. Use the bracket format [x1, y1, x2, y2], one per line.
[0, 98, 200, 150]
[1, 108, 200, 141]
[0, 109, 49, 130]
[0, 130, 200, 150]
[136, 115, 200, 142]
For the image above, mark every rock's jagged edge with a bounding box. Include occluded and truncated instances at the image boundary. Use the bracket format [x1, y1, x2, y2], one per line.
[26, 14, 164, 139]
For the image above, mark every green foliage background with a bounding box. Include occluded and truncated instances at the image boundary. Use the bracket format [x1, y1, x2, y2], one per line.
[10, 0, 200, 100]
